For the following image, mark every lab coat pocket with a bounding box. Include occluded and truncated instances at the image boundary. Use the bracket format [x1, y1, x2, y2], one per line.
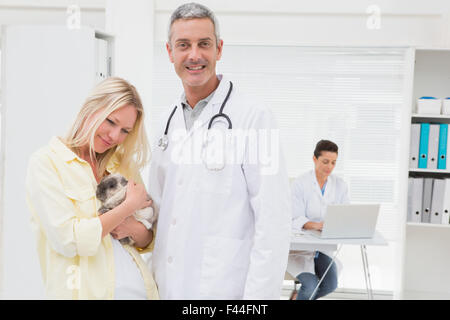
[63, 188, 97, 218]
[200, 236, 251, 299]
[198, 128, 239, 194]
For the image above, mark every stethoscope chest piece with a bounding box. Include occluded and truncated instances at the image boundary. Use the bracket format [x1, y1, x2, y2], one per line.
[158, 135, 169, 151]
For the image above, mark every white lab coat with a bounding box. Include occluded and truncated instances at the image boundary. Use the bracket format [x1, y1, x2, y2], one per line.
[286, 170, 349, 278]
[148, 75, 292, 300]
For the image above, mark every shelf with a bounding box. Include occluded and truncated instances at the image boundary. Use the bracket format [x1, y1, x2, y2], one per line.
[409, 169, 450, 178]
[412, 114, 450, 123]
[403, 48, 450, 300]
[406, 222, 450, 228]
[409, 168, 450, 174]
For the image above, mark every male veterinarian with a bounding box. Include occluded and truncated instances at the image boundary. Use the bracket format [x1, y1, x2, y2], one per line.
[148, 2, 292, 299]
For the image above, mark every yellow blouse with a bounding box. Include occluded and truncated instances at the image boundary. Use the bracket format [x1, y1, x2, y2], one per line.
[25, 136, 158, 300]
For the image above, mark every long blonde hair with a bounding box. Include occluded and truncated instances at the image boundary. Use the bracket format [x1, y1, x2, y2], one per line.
[64, 77, 150, 179]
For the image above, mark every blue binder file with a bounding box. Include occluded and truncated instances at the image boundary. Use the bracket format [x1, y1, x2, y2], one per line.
[418, 123, 430, 169]
[438, 124, 448, 169]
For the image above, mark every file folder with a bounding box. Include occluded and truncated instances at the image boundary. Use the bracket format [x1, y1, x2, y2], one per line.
[409, 124, 421, 169]
[447, 129, 450, 170]
[409, 178, 423, 223]
[443, 179, 450, 225]
[422, 178, 433, 223]
[418, 123, 430, 169]
[427, 124, 440, 170]
[438, 124, 448, 169]
[407, 178, 412, 221]
[431, 179, 445, 224]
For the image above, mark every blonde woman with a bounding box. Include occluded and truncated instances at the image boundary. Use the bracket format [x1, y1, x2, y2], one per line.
[25, 77, 159, 300]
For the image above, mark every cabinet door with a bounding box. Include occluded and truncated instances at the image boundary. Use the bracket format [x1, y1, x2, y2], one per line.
[0, 25, 98, 298]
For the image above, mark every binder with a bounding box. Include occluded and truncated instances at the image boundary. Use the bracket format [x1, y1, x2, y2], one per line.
[409, 178, 423, 223]
[430, 179, 445, 224]
[407, 178, 412, 221]
[438, 124, 448, 169]
[409, 124, 421, 169]
[427, 124, 440, 170]
[443, 179, 450, 225]
[447, 128, 450, 170]
[421, 178, 433, 223]
[418, 123, 430, 169]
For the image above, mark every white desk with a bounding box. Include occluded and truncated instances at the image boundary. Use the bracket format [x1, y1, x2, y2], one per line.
[289, 231, 388, 300]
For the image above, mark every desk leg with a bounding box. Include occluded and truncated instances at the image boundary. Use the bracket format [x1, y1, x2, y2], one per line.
[360, 245, 373, 300]
[309, 244, 342, 300]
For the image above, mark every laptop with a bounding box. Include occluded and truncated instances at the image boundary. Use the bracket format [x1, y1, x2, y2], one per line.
[306, 204, 380, 239]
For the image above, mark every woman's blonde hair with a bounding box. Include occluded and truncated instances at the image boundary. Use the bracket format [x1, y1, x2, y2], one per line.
[64, 77, 150, 179]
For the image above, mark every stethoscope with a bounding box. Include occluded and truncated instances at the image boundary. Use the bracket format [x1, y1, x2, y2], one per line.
[158, 81, 233, 170]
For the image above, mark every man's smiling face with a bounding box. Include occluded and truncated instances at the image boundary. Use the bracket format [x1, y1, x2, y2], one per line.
[167, 18, 223, 90]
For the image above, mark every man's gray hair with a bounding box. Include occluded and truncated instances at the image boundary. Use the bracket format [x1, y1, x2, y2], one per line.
[168, 2, 220, 46]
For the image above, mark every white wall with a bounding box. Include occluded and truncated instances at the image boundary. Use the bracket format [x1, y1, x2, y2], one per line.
[0, 0, 105, 33]
[2, 0, 450, 299]
[154, 0, 450, 47]
[105, 0, 154, 179]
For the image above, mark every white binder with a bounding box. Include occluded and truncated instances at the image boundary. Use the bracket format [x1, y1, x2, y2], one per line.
[447, 131, 450, 170]
[427, 124, 440, 170]
[442, 179, 450, 225]
[430, 179, 445, 224]
[407, 178, 414, 222]
[409, 124, 421, 169]
[422, 178, 433, 223]
[409, 178, 423, 223]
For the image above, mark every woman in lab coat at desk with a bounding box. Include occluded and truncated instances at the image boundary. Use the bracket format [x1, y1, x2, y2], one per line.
[288, 140, 349, 300]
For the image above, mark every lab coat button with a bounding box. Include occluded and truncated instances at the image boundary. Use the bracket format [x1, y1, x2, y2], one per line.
[172, 218, 176, 226]
[168, 256, 173, 264]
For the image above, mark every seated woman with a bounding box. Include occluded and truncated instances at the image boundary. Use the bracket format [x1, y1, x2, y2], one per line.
[25, 77, 159, 300]
[287, 140, 349, 300]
